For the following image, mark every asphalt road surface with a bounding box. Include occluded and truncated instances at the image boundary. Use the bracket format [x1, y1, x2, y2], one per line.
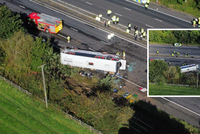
[150, 44, 200, 57]
[62, 0, 192, 30]
[149, 56, 200, 66]
[1, 0, 200, 128]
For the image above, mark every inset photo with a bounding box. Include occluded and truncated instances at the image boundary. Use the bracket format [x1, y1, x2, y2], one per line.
[148, 29, 200, 97]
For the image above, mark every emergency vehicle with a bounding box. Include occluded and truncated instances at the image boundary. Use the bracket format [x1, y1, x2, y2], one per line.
[60, 49, 126, 73]
[180, 64, 199, 73]
[27, 12, 63, 34]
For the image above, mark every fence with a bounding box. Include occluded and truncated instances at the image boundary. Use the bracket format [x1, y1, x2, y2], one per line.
[0, 75, 102, 134]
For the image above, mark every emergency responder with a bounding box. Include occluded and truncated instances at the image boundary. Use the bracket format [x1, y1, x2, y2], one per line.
[116, 51, 119, 56]
[123, 51, 125, 59]
[116, 17, 119, 24]
[195, 18, 198, 23]
[193, 19, 196, 27]
[156, 51, 159, 54]
[145, 3, 148, 10]
[67, 36, 70, 43]
[128, 23, 131, 30]
[126, 28, 130, 34]
[147, 0, 150, 5]
[185, 54, 187, 57]
[143, 31, 146, 38]
[135, 30, 138, 40]
[171, 53, 174, 56]
[169, 62, 171, 65]
[173, 51, 175, 54]
[140, 28, 144, 34]
[99, 14, 102, 21]
[107, 10, 112, 16]
[198, 19, 200, 27]
[107, 20, 111, 27]
[112, 15, 116, 24]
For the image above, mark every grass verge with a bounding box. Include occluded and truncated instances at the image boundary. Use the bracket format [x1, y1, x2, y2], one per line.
[0, 79, 94, 134]
[149, 83, 200, 95]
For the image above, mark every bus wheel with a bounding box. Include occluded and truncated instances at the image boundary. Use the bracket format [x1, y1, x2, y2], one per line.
[45, 29, 49, 33]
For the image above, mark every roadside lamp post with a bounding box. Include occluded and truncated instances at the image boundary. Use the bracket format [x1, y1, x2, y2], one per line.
[38, 64, 48, 108]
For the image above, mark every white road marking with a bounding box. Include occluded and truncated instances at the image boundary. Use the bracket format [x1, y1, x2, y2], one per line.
[70, 27, 78, 32]
[30, 0, 146, 49]
[125, 0, 190, 23]
[146, 24, 153, 28]
[162, 97, 200, 117]
[89, 48, 95, 51]
[124, 7, 131, 11]
[58, 34, 67, 39]
[85, 2, 92, 5]
[155, 18, 162, 22]
[115, 13, 122, 16]
[19, 5, 25, 9]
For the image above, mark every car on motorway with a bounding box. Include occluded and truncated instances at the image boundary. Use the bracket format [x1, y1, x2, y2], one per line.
[173, 43, 182, 47]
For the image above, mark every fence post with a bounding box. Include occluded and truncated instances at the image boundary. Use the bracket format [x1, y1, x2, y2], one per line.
[79, 120, 81, 125]
[89, 126, 91, 131]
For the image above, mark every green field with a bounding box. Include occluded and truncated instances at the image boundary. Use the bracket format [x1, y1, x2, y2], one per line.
[149, 83, 200, 95]
[0, 79, 94, 134]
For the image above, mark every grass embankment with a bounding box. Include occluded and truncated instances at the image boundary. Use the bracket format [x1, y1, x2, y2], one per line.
[149, 83, 200, 95]
[151, 0, 200, 17]
[0, 79, 94, 134]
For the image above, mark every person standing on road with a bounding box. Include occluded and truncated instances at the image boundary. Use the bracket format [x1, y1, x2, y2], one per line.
[116, 17, 119, 24]
[145, 3, 148, 10]
[123, 51, 125, 59]
[128, 23, 131, 30]
[156, 51, 159, 54]
[107, 20, 111, 27]
[135, 30, 138, 41]
[140, 28, 144, 34]
[134, 25, 138, 31]
[99, 14, 102, 21]
[107, 10, 112, 16]
[147, 0, 150, 5]
[67, 36, 70, 43]
[126, 28, 130, 34]
[104, 20, 107, 27]
[112, 15, 116, 24]
[143, 31, 146, 38]
[193, 19, 196, 27]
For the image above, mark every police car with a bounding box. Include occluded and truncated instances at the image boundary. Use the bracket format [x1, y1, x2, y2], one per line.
[174, 43, 182, 47]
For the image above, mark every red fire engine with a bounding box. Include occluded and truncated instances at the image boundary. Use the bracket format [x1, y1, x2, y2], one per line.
[27, 12, 63, 34]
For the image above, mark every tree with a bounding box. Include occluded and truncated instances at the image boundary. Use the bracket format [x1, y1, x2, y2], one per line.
[163, 66, 179, 83]
[0, 30, 34, 79]
[0, 5, 24, 39]
[149, 60, 168, 82]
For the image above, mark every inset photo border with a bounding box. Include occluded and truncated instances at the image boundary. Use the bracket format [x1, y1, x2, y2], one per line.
[147, 29, 200, 97]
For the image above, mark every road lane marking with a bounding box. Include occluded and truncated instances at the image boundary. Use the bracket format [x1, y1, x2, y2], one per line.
[162, 97, 200, 117]
[70, 27, 78, 32]
[115, 13, 122, 16]
[19, 5, 25, 9]
[124, 7, 131, 11]
[85, 2, 92, 5]
[30, 0, 146, 49]
[58, 34, 67, 39]
[155, 18, 162, 22]
[146, 24, 153, 28]
[125, 0, 190, 23]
